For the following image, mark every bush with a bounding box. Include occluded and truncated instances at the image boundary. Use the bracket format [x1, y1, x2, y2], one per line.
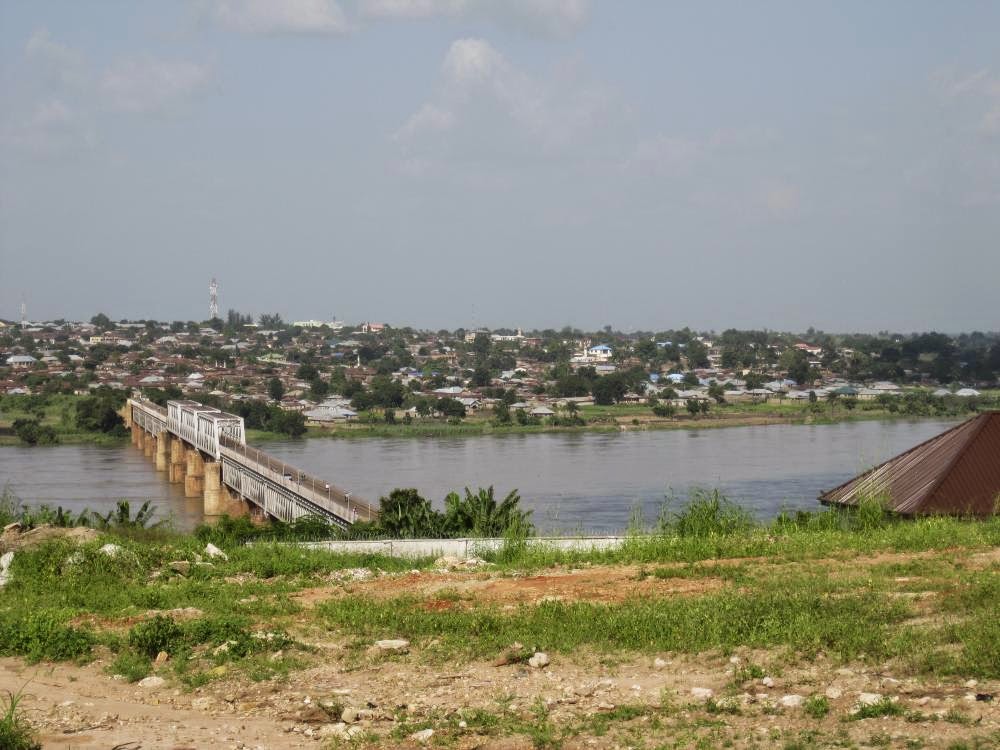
[128, 615, 184, 658]
[12, 419, 58, 446]
[0, 689, 41, 750]
[670, 489, 756, 537]
[0, 612, 93, 662]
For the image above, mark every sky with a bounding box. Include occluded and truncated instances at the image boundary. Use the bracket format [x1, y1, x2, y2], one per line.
[1, 1, 998, 333]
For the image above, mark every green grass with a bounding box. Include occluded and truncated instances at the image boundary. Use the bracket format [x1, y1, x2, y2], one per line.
[0, 687, 41, 750]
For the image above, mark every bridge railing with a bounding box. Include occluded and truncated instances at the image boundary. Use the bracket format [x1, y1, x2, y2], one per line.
[219, 434, 377, 524]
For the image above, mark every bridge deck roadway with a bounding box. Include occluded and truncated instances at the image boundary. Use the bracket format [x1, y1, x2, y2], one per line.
[129, 399, 375, 526]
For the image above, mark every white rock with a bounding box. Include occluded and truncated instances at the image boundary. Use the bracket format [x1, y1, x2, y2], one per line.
[729, 656, 741, 664]
[410, 728, 434, 743]
[690, 687, 714, 701]
[204, 543, 229, 561]
[761, 677, 775, 688]
[0, 551, 14, 588]
[528, 652, 550, 669]
[965, 679, 978, 688]
[825, 687, 843, 700]
[317, 723, 348, 738]
[781, 694, 805, 708]
[192, 696, 216, 711]
[653, 657, 668, 670]
[857, 692, 883, 706]
[138, 676, 166, 689]
[374, 639, 409, 653]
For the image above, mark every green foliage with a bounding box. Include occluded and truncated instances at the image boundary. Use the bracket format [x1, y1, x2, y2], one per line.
[669, 489, 755, 537]
[12, 418, 58, 445]
[109, 649, 152, 682]
[851, 697, 904, 720]
[268, 376, 285, 401]
[0, 687, 41, 750]
[74, 388, 126, 435]
[803, 694, 830, 719]
[0, 611, 94, 662]
[443, 487, 534, 538]
[129, 615, 184, 658]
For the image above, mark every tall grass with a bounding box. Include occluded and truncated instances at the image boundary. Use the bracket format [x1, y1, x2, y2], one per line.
[0, 685, 40, 750]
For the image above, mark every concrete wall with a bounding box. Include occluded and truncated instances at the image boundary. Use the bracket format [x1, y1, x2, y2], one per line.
[287, 536, 630, 559]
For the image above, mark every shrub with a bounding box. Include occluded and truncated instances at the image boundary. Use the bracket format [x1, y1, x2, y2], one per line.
[128, 615, 184, 658]
[804, 694, 830, 719]
[0, 688, 41, 750]
[0, 612, 93, 662]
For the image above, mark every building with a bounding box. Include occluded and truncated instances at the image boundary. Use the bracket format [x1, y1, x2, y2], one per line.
[819, 412, 1000, 517]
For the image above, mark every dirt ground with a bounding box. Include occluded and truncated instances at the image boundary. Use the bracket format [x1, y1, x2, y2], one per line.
[4, 555, 999, 749]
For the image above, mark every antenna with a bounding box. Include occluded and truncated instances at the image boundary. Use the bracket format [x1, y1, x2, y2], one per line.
[209, 277, 219, 319]
[20, 297, 27, 327]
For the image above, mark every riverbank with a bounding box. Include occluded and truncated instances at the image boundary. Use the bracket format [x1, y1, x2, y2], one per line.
[0, 512, 997, 749]
[277, 403, 974, 441]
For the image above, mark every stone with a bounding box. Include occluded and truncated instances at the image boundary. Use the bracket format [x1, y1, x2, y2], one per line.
[653, 657, 668, 670]
[317, 723, 348, 738]
[373, 638, 409, 653]
[154, 651, 169, 665]
[3, 522, 22, 534]
[340, 707, 360, 723]
[761, 677, 775, 688]
[138, 676, 166, 689]
[690, 687, 714, 701]
[781, 694, 805, 708]
[191, 696, 216, 711]
[169, 560, 191, 575]
[857, 692, 883, 706]
[204, 543, 229, 561]
[0, 551, 14, 588]
[410, 728, 434, 743]
[528, 652, 550, 669]
[573, 685, 595, 697]
[825, 687, 843, 700]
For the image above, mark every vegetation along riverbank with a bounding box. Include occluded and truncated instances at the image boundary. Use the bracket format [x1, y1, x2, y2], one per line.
[0, 488, 997, 749]
[3, 389, 997, 446]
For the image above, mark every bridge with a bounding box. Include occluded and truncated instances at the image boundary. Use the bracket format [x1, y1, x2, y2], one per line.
[124, 397, 377, 527]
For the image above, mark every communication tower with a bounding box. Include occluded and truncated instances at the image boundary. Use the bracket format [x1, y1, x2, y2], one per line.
[209, 277, 219, 319]
[20, 298, 27, 326]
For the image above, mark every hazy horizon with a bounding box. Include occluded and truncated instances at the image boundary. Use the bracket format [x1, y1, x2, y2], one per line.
[2, 1, 998, 332]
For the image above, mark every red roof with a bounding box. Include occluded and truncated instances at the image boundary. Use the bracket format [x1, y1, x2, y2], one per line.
[819, 411, 1000, 517]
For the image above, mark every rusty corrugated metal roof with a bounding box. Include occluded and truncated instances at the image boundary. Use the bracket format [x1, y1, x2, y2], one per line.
[819, 411, 1000, 517]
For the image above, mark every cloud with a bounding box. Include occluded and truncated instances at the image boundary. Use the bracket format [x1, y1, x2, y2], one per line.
[933, 67, 1000, 137]
[393, 103, 455, 142]
[360, 0, 588, 37]
[209, 0, 350, 34]
[24, 28, 88, 90]
[393, 37, 615, 174]
[0, 98, 96, 156]
[100, 59, 211, 114]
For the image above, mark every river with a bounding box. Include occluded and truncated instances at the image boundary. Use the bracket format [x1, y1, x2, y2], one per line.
[0, 418, 959, 532]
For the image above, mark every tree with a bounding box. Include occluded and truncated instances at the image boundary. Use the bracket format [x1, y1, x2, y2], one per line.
[652, 403, 676, 418]
[493, 401, 512, 425]
[13, 418, 58, 445]
[75, 391, 127, 435]
[268, 377, 285, 401]
[592, 375, 627, 405]
[780, 349, 812, 386]
[90, 313, 112, 331]
[377, 489, 441, 538]
[436, 397, 466, 419]
[686, 399, 701, 416]
[258, 313, 284, 328]
[442, 487, 533, 537]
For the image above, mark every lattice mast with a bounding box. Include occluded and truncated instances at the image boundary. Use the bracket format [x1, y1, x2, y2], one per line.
[209, 277, 219, 319]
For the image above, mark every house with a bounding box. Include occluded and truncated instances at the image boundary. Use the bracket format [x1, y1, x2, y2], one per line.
[5, 354, 37, 369]
[303, 406, 357, 424]
[587, 344, 613, 361]
[819, 412, 1000, 517]
[360, 322, 386, 334]
[530, 405, 555, 417]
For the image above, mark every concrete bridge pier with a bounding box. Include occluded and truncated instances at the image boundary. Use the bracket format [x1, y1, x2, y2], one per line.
[143, 431, 155, 458]
[184, 448, 205, 498]
[169, 438, 186, 483]
[203, 462, 224, 516]
[131, 424, 143, 448]
[155, 433, 169, 472]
